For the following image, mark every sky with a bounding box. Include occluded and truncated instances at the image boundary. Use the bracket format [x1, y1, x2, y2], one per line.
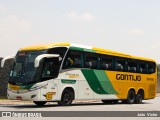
[0, 0, 160, 63]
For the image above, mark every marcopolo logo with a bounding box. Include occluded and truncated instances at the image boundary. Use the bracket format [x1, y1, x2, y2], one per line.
[116, 74, 141, 81]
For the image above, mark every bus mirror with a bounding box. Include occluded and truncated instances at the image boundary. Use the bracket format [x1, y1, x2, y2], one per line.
[1, 56, 15, 68]
[35, 54, 59, 67]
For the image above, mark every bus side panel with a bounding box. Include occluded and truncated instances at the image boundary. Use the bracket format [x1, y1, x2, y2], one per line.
[106, 71, 157, 100]
[59, 69, 119, 100]
[81, 69, 119, 100]
[77, 80, 94, 99]
[57, 69, 86, 100]
[39, 79, 59, 101]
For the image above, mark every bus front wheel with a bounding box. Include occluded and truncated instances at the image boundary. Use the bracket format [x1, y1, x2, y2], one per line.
[58, 89, 74, 106]
[33, 101, 47, 106]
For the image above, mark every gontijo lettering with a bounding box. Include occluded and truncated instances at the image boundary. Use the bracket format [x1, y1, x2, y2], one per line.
[116, 74, 141, 81]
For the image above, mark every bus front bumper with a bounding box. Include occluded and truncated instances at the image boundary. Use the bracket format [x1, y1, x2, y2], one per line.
[7, 89, 40, 101]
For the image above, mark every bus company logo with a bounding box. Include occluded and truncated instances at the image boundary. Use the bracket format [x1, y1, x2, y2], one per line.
[65, 73, 80, 78]
[116, 74, 141, 81]
[45, 92, 55, 100]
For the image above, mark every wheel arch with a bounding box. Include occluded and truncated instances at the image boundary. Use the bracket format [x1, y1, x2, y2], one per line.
[60, 85, 75, 100]
[127, 87, 136, 94]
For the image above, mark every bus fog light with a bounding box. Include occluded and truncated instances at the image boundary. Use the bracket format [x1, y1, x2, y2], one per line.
[31, 95, 36, 98]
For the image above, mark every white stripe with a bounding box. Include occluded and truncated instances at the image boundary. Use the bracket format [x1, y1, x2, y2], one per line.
[70, 43, 92, 49]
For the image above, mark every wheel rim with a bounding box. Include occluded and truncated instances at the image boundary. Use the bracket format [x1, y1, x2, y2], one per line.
[129, 92, 135, 102]
[129, 93, 134, 100]
[63, 93, 71, 103]
[137, 94, 142, 103]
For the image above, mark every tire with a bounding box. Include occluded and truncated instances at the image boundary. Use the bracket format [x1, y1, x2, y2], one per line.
[126, 90, 136, 104]
[135, 93, 143, 104]
[121, 100, 127, 104]
[102, 100, 119, 104]
[112, 100, 119, 104]
[33, 101, 47, 106]
[58, 89, 74, 106]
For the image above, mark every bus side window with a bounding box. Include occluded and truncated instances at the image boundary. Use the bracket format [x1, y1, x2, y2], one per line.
[148, 62, 155, 74]
[63, 50, 82, 69]
[115, 59, 126, 72]
[101, 55, 113, 70]
[139, 62, 147, 74]
[127, 61, 137, 72]
[84, 52, 98, 69]
[47, 47, 68, 65]
[66, 57, 74, 67]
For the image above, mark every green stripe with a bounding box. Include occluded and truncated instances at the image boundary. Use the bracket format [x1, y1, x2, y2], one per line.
[83, 49, 96, 53]
[81, 70, 107, 94]
[70, 47, 96, 53]
[93, 70, 118, 94]
[20, 84, 34, 89]
[81, 69, 118, 94]
[61, 79, 76, 84]
[70, 47, 84, 51]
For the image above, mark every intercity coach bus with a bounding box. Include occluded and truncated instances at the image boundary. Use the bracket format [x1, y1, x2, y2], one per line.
[1, 42, 157, 106]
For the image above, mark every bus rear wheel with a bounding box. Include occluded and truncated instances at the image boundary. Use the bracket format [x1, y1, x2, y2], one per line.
[58, 89, 74, 106]
[33, 101, 47, 106]
[126, 90, 136, 104]
[135, 92, 143, 104]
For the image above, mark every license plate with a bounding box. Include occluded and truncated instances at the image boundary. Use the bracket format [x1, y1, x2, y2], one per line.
[16, 96, 22, 100]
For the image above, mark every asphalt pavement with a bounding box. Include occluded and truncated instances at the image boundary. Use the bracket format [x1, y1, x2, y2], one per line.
[0, 94, 160, 120]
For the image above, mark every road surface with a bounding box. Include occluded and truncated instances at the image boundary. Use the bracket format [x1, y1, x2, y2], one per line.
[0, 97, 160, 120]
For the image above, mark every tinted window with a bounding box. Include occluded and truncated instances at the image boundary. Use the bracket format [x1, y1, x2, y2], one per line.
[127, 61, 137, 73]
[47, 47, 68, 65]
[84, 52, 98, 69]
[148, 62, 155, 74]
[139, 62, 147, 73]
[101, 55, 113, 70]
[62, 49, 156, 74]
[63, 50, 82, 69]
[115, 58, 126, 72]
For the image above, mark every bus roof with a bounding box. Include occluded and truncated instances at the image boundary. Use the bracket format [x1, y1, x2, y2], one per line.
[19, 42, 70, 51]
[19, 42, 155, 62]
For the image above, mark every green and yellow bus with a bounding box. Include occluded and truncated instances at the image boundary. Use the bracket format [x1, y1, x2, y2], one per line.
[1, 42, 157, 106]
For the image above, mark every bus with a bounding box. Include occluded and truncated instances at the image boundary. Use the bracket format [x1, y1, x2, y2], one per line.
[1, 42, 157, 106]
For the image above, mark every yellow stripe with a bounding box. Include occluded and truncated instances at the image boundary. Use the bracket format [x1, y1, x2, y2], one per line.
[8, 84, 20, 90]
[19, 42, 70, 51]
[92, 47, 155, 62]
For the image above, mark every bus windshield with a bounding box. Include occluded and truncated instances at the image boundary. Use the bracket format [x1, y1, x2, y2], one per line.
[9, 50, 46, 85]
[9, 47, 68, 85]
